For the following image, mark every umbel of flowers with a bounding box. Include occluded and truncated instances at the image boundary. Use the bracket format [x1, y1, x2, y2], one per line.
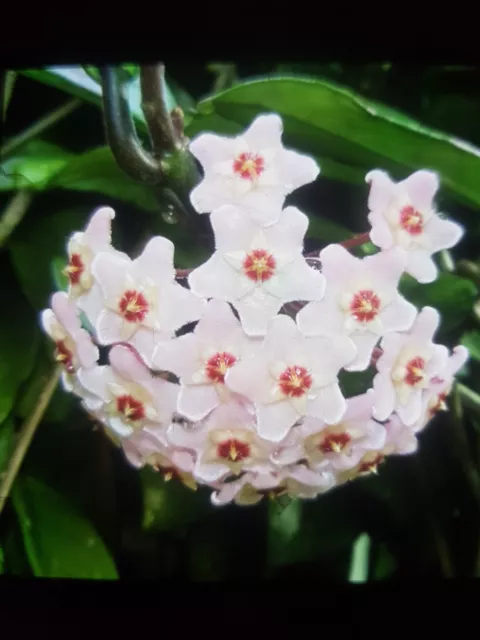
[41, 114, 468, 506]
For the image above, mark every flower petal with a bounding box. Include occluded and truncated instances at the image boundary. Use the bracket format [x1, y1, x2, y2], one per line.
[366, 170, 395, 211]
[372, 373, 396, 421]
[242, 113, 283, 149]
[307, 383, 346, 424]
[276, 148, 320, 193]
[84, 206, 115, 251]
[425, 215, 464, 252]
[403, 170, 439, 212]
[256, 401, 299, 442]
[159, 282, 204, 333]
[188, 254, 240, 300]
[133, 236, 175, 283]
[406, 250, 438, 283]
[368, 210, 393, 248]
[178, 385, 219, 422]
[346, 333, 379, 371]
[235, 293, 282, 336]
[91, 252, 131, 300]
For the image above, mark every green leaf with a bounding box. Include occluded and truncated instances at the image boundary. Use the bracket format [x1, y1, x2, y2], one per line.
[267, 497, 303, 567]
[0, 417, 15, 474]
[0, 287, 40, 424]
[9, 206, 90, 309]
[400, 273, 477, 334]
[50, 146, 158, 212]
[140, 467, 212, 531]
[0, 140, 74, 191]
[12, 475, 118, 579]
[22, 66, 179, 132]
[461, 331, 480, 361]
[187, 76, 480, 206]
[372, 542, 397, 580]
[348, 533, 371, 583]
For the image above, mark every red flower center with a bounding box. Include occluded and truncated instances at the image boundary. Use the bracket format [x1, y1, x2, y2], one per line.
[278, 366, 312, 398]
[217, 438, 251, 463]
[243, 249, 276, 282]
[400, 205, 424, 235]
[118, 290, 149, 323]
[350, 290, 381, 323]
[357, 453, 384, 475]
[54, 340, 75, 373]
[64, 253, 85, 285]
[404, 356, 426, 387]
[319, 432, 351, 454]
[205, 352, 237, 384]
[116, 395, 145, 422]
[233, 152, 265, 180]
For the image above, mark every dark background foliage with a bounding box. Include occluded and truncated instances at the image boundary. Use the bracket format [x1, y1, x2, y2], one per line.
[1, 62, 480, 581]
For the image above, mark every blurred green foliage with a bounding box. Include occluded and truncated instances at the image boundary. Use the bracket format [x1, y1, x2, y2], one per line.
[1, 62, 480, 581]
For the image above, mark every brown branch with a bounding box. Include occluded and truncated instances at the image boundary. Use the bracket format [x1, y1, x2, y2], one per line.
[140, 64, 179, 154]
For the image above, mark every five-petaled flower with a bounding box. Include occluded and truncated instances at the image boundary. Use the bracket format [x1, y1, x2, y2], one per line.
[297, 244, 417, 371]
[77, 235, 204, 354]
[64, 207, 123, 298]
[168, 401, 273, 483]
[78, 344, 179, 439]
[272, 391, 386, 472]
[366, 170, 464, 283]
[189, 114, 320, 225]
[148, 299, 258, 421]
[372, 307, 449, 426]
[41, 291, 99, 392]
[188, 205, 325, 336]
[225, 315, 356, 442]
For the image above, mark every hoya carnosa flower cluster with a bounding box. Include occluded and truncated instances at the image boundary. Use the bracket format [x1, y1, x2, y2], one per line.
[41, 114, 468, 507]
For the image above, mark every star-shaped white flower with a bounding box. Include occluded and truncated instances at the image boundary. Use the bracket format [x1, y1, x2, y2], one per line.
[189, 113, 320, 225]
[77, 235, 204, 353]
[64, 206, 125, 298]
[366, 169, 464, 283]
[372, 307, 449, 426]
[122, 428, 197, 490]
[148, 299, 259, 421]
[168, 401, 274, 484]
[77, 344, 179, 439]
[41, 291, 98, 394]
[188, 205, 325, 336]
[297, 244, 417, 371]
[225, 315, 356, 442]
[271, 391, 386, 472]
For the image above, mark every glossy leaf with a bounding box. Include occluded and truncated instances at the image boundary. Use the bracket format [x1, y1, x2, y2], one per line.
[9, 207, 90, 309]
[0, 286, 39, 424]
[187, 76, 480, 206]
[400, 273, 477, 333]
[22, 66, 179, 132]
[0, 140, 73, 191]
[50, 146, 158, 212]
[461, 331, 480, 361]
[12, 475, 118, 579]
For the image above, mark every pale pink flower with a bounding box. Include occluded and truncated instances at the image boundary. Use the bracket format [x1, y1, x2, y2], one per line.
[122, 427, 197, 490]
[188, 205, 325, 336]
[366, 170, 464, 283]
[210, 464, 334, 506]
[297, 244, 417, 371]
[382, 414, 418, 455]
[412, 344, 469, 433]
[225, 315, 356, 442]
[64, 206, 123, 298]
[41, 291, 98, 394]
[372, 307, 449, 426]
[77, 344, 179, 439]
[77, 235, 204, 351]
[148, 299, 258, 421]
[167, 402, 274, 484]
[271, 391, 386, 472]
[189, 113, 320, 225]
